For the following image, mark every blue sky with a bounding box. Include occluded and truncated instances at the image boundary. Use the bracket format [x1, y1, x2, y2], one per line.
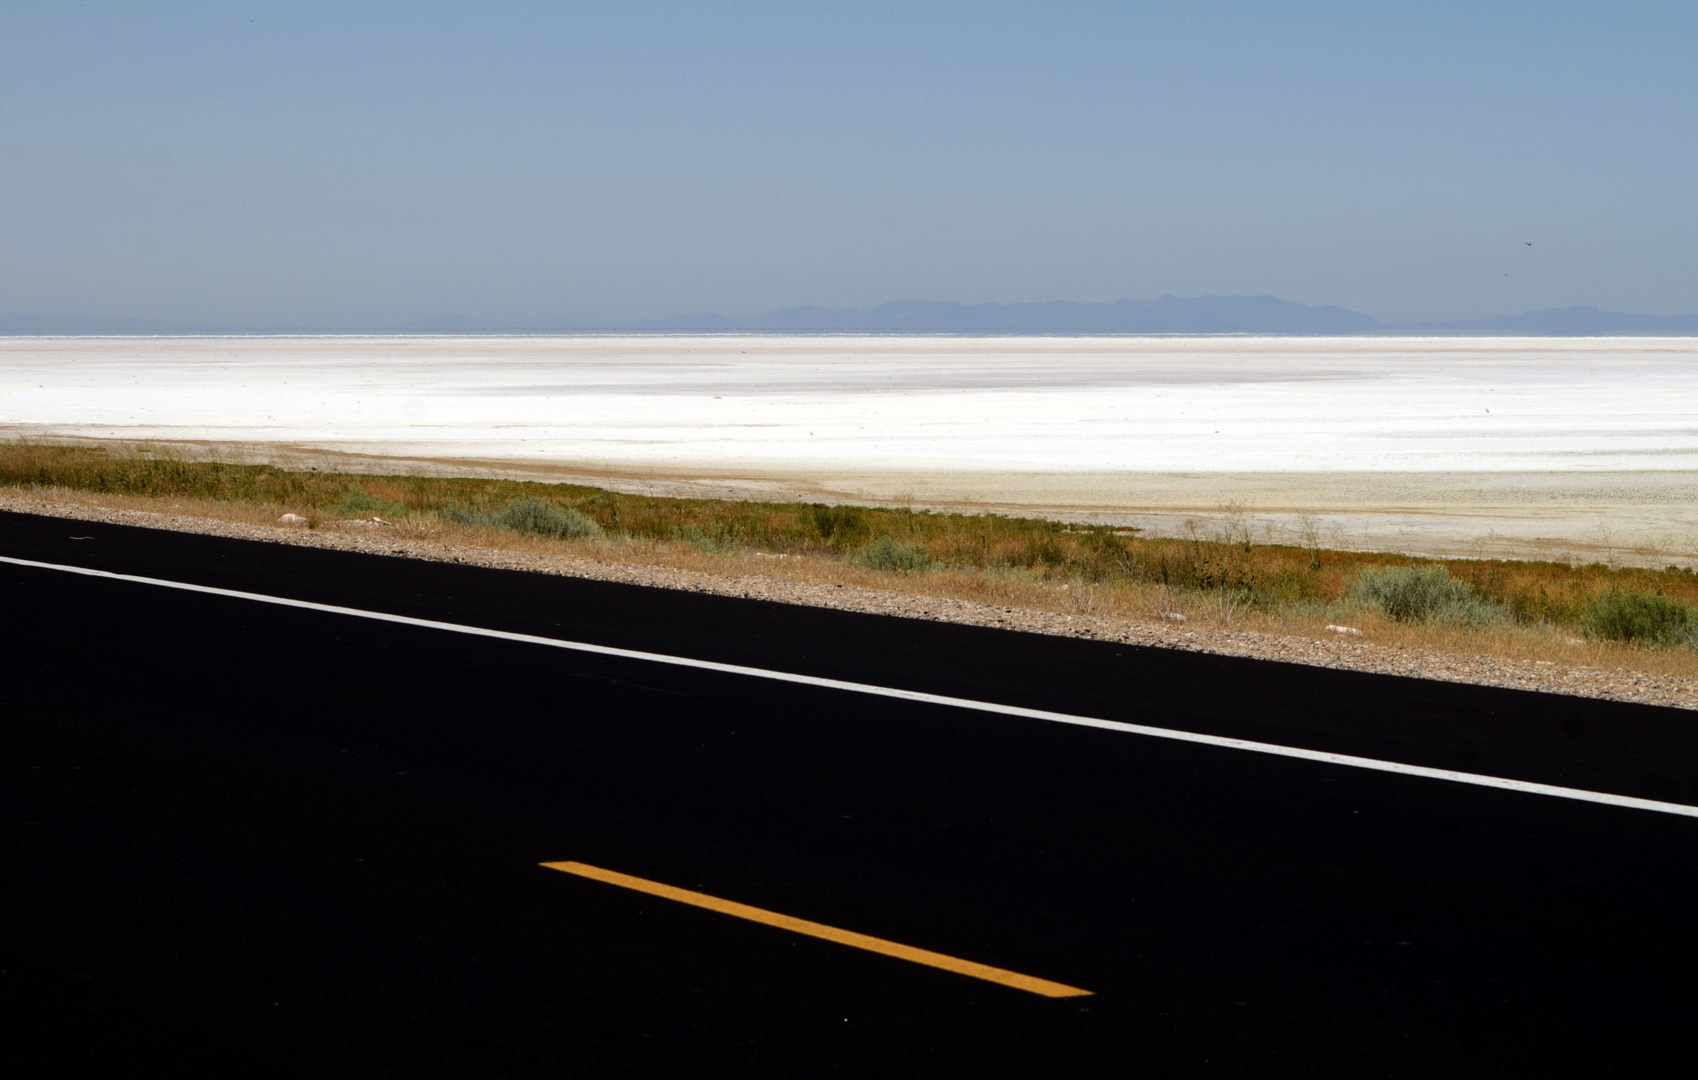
[2, 2, 1694, 326]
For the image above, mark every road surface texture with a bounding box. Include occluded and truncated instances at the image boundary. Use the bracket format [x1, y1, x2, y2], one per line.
[3, 509, 1696, 1077]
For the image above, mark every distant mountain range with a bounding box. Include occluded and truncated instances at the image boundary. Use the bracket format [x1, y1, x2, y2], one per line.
[5, 298, 1698, 336]
[1399, 306, 1698, 335]
[667, 296, 1383, 333]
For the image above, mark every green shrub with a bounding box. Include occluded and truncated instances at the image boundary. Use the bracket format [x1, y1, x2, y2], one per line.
[678, 522, 741, 553]
[329, 489, 408, 517]
[1584, 590, 1694, 646]
[1349, 565, 1504, 626]
[445, 497, 603, 540]
[855, 536, 934, 572]
[810, 504, 867, 546]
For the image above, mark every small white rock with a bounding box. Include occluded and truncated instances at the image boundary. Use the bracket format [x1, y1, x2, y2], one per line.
[1325, 624, 1362, 636]
[279, 513, 308, 524]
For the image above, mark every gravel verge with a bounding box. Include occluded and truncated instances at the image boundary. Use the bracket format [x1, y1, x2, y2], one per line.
[5, 490, 1694, 713]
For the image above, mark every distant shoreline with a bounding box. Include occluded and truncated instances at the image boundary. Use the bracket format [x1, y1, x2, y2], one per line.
[7, 297, 1697, 337]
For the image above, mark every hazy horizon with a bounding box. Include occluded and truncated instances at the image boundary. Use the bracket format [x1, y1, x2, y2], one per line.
[4, 3, 1695, 329]
[5, 295, 1697, 337]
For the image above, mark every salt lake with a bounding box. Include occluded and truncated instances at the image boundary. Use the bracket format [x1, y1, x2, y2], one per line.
[4, 334, 1695, 564]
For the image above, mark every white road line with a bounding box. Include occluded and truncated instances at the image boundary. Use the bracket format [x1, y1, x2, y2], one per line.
[6, 551, 1697, 820]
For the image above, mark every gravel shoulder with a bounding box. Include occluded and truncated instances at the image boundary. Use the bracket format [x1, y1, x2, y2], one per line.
[4, 489, 1694, 713]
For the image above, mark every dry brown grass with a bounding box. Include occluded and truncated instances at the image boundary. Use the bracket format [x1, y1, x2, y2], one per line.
[5, 439, 1697, 683]
[14, 485, 1697, 684]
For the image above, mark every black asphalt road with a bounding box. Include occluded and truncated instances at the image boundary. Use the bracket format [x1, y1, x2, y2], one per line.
[4, 509, 1698, 1077]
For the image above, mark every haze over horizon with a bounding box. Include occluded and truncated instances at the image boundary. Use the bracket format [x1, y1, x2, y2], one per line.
[3, 3, 1695, 328]
[7, 295, 1698, 337]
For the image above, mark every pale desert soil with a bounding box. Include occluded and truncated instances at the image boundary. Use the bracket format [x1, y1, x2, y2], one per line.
[5, 487, 1695, 713]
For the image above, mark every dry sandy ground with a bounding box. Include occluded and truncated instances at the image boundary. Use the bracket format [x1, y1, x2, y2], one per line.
[5, 486, 1694, 714]
[5, 334, 1696, 567]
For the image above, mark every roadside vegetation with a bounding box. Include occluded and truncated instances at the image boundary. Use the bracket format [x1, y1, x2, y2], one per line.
[5, 440, 1696, 659]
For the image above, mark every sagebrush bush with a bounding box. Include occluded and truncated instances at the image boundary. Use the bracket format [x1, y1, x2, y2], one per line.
[810, 504, 868, 546]
[330, 489, 409, 517]
[678, 522, 742, 553]
[445, 497, 603, 540]
[855, 536, 933, 572]
[1584, 590, 1694, 646]
[1349, 565, 1504, 626]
